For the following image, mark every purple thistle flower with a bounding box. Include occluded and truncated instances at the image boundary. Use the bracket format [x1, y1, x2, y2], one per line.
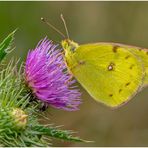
[25, 37, 81, 111]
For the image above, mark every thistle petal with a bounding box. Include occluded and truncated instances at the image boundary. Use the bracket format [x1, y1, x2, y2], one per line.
[25, 37, 81, 111]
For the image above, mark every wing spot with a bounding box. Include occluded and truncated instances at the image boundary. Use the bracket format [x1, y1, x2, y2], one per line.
[112, 45, 119, 53]
[109, 94, 113, 97]
[119, 89, 122, 93]
[125, 82, 131, 86]
[129, 64, 134, 69]
[138, 48, 142, 51]
[146, 51, 148, 55]
[108, 62, 115, 71]
[125, 55, 130, 59]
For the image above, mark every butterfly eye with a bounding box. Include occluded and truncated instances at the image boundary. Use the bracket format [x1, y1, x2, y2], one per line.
[70, 46, 76, 52]
[68, 41, 79, 52]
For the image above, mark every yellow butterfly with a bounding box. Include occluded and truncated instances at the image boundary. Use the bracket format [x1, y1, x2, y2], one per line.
[62, 40, 147, 108]
[42, 15, 148, 108]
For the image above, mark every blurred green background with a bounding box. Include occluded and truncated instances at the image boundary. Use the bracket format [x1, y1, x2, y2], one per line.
[0, 1, 148, 146]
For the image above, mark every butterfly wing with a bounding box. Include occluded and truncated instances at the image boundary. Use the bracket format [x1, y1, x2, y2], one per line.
[66, 43, 145, 108]
[126, 46, 148, 87]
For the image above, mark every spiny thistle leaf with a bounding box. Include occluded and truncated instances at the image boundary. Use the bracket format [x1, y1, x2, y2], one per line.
[32, 125, 90, 143]
[0, 30, 16, 62]
[0, 59, 29, 109]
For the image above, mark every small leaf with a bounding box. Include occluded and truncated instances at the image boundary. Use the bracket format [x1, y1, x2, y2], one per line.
[32, 125, 91, 143]
[0, 29, 17, 62]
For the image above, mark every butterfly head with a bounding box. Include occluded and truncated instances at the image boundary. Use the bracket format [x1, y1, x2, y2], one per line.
[61, 39, 79, 69]
[61, 39, 79, 55]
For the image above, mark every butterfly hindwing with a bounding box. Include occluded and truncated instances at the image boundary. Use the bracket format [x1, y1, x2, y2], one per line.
[66, 43, 144, 108]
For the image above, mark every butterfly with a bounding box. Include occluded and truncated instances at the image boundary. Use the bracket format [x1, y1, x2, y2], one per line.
[42, 15, 148, 108]
[62, 40, 147, 108]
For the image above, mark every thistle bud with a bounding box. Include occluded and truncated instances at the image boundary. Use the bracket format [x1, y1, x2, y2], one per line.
[11, 108, 28, 130]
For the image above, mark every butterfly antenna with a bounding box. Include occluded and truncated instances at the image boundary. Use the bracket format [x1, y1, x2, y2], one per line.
[41, 17, 65, 38]
[60, 14, 70, 39]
